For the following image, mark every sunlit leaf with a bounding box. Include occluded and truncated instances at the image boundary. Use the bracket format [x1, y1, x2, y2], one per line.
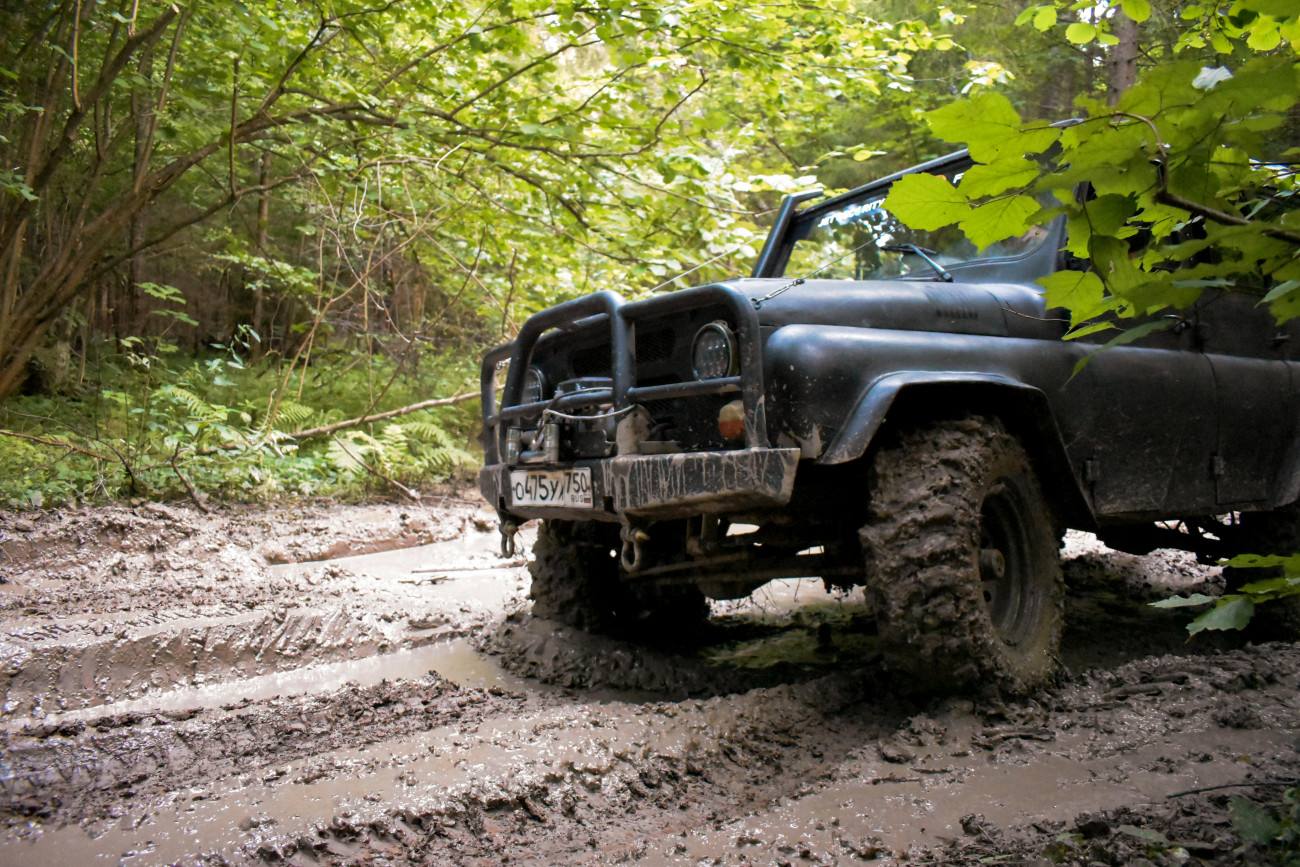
[883, 173, 970, 231]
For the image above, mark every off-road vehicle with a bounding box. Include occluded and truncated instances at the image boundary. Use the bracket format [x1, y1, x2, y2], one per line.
[477, 149, 1300, 693]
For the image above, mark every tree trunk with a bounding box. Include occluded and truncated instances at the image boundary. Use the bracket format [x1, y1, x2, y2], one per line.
[252, 151, 271, 360]
[1107, 13, 1140, 105]
[129, 48, 154, 338]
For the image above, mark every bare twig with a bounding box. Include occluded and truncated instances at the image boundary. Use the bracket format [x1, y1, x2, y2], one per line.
[169, 450, 212, 514]
[1168, 777, 1300, 798]
[0, 428, 114, 462]
[1105, 111, 1300, 246]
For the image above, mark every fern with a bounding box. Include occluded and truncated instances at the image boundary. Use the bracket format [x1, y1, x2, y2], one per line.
[153, 385, 228, 423]
[402, 420, 456, 445]
[270, 400, 318, 432]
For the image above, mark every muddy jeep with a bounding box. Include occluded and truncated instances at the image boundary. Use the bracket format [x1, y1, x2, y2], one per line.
[477, 149, 1300, 693]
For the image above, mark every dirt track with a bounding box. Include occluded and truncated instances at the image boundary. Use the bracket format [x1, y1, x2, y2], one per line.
[1, 499, 1297, 865]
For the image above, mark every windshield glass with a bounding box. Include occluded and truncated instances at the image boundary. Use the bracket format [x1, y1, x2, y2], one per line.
[781, 168, 1052, 280]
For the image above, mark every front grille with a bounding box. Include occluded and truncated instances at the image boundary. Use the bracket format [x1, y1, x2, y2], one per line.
[483, 285, 764, 465]
[572, 344, 611, 376]
[570, 327, 676, 378]
[637, 328, 676, 364]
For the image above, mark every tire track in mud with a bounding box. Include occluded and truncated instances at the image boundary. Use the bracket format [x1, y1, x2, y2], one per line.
[1, 604, 451, 719]
[3, 665, 886, 866]
[0, 502, 518, 725]
[1, 507, 1298, 867]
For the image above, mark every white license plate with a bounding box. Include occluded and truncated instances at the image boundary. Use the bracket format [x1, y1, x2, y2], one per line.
[509, 468, 594, 508]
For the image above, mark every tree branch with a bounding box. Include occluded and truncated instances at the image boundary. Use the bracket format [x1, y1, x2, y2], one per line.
[288, 391, 477, 441]
[0, 5, 178, 259]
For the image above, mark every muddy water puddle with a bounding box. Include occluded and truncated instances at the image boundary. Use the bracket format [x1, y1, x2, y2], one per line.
[4, 692, 677, 866]
[3, 638, 527, 732]
[649, 725, 1295, 862]
[2, 536, 532, 723]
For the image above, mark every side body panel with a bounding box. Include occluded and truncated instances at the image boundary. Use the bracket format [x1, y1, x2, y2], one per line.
[763, 323, 1227, 524]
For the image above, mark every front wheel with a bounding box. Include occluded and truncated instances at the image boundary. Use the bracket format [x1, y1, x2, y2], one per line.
[860, 417, 1064, 694]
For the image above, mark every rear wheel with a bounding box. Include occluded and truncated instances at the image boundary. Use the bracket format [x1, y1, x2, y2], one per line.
[860, 417, 1064, 694]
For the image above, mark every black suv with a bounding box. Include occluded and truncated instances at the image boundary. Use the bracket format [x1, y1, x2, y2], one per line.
[477, 149, 1300, 693]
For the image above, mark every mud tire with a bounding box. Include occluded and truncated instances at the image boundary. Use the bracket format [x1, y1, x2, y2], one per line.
[529, 520, 709, 634]
[860, 417, 1064, 695]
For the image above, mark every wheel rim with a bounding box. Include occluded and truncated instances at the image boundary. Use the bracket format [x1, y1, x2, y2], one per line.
[978, 479, 1037, 646]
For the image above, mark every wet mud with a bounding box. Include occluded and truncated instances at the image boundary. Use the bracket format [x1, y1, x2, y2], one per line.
[0, 503, 1296, 866]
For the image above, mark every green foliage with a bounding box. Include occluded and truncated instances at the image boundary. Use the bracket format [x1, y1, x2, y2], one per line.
[0, 0, 976, 404]
[1230, 790, 1300, 864]
[880, 4, 1300, 631]
[0, 347, 478, 508]
[887, 59, 1299, 352]
[1151, 553, 1300, 634]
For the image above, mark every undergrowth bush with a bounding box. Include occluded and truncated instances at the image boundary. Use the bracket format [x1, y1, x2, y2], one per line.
[0, 342, 480, 508]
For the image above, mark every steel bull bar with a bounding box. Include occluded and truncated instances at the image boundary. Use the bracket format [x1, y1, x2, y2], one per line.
[478, 285, 799, 527]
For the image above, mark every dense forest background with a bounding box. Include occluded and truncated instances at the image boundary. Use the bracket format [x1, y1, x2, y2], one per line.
[0, 0, 1295, 508]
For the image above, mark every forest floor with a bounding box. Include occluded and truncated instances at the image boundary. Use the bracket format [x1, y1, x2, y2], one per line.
[0, 497, 1297, 866]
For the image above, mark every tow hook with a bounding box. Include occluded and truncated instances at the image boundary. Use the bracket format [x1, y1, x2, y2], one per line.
[620, 522, 651, 572]
[499, 520, 519, 558]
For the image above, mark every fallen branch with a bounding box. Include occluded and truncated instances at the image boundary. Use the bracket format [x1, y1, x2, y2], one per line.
[184, 388, 479, 455]
[288, 390, 477, 441]
[410, 560, 527, 573]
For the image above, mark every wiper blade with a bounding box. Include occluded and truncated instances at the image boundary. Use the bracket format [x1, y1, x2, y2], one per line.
[880, 244, 953, 283]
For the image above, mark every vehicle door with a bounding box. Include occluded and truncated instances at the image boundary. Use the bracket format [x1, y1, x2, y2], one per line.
[1064, 313, 1218, 518]
[1195, 289, 1300, 506]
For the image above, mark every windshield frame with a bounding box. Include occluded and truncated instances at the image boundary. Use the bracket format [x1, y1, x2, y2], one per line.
[754, 149, 1062, 285]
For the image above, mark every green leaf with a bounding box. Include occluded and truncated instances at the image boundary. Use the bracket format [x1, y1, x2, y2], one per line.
[1121, 0, 1152, 21]
[1188, 597, 1255, 635]
[961, 195, 1040, 249]
[1109, 318, 1171, 347]
[1065, 22, 1098, 43]
[1247, 20, 1284, 51]
[883, 173, 971, 231]
[1151, 593, 1218, 608]
[927, 91, 1021, 156]
[1033, 6, 1058, 30]
[1240, 0, 1300, 14]
[1227, 552, 1294, 569]
[958, 158, 1040, 198]
[1236, 575, 1300, 596]
[1040, 271, 1102, 315]
[1264, 280, 1300, 322]
[1063, 321, 1114, 340]
[1229, 796, 1283, 844]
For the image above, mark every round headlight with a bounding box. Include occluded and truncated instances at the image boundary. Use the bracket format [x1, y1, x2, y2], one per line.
[692, 322, 738, 380]
[522, 366, 546, 404]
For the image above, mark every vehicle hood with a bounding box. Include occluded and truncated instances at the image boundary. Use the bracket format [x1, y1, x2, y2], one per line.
[721, 277, 1062, 340]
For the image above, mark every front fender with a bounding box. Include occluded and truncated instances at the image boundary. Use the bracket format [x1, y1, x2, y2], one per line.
[818, 371, 1040, 464]
[817, 372, 1096, 530]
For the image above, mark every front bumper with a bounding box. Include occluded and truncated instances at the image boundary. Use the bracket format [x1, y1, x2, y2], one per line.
[480, 448, 801, 522]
